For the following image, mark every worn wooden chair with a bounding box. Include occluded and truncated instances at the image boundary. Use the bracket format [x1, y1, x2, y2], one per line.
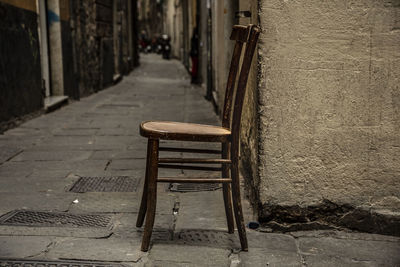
[136, 24, 260, 252]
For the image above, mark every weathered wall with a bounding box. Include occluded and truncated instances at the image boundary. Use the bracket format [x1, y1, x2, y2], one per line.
[70, 0, 101, 96]
[70, 0, 135, 96]
[0, 2, 43, 129]
[257, 0, 400, 234]
[60, 0, 79, 99]
[238, 0, 260, 210]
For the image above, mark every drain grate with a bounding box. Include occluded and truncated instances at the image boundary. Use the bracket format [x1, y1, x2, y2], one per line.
[175, 229, 239, 248]
[0, 259, 126, 267]
[169, 183, 221, 192]
[69, 176, 139, 192]
[0, 210, 113, 228]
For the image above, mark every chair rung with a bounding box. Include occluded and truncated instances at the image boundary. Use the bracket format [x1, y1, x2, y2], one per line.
[159, 158, 231, 164]
[157, 177, 232, 183]
[159, 147, 221, 154]
[158, 164, 221, 171]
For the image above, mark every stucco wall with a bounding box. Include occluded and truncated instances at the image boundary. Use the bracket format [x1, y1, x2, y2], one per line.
[257, 0, 400, 232]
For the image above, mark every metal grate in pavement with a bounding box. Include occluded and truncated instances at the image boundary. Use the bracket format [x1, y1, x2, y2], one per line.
[0, 259, 126, 267]
[0, 210, 113, 228]
[175, 229, 239, 248]
[69, 176, 139, 192]
[169, 183, 221, 192]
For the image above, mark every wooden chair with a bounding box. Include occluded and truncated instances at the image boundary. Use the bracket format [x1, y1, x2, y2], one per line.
[136, 24, 260, 252]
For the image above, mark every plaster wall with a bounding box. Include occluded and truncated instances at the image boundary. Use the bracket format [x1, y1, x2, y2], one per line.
[257, 0, 400, 222]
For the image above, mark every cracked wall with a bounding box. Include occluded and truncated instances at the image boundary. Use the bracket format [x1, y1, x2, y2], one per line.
[257, 0, 400, 233]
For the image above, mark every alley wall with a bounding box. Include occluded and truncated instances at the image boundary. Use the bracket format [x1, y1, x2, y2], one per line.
[0, 1, 43, 127]
[0, 0, 139, 132]
[257, 0, 400, 234]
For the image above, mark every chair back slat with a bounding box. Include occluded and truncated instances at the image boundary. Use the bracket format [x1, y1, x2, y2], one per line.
[222, 25, 260, 133]
[231, 25, 260, 138]
[230, 25, 249, 43]
[222, 41, 244, 128]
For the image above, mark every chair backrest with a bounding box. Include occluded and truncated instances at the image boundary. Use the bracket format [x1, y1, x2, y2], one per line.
[221, 25, 260, 138]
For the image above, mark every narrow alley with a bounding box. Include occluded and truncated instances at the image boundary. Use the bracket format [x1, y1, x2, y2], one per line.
[0, 55, 398, 266]
[1, 0, 400, 265]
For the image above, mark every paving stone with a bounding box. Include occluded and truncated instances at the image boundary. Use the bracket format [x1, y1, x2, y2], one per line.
[52, 128, 98, 136]
[46, 237, 143, 262]
[0, 236, 55, 258]
[0, 146, 22, 164]
[0, 192, 75, 214]
[148, 244, 230, 267]
[174, 191, 229, 231]
[301, 254, 384, 267]
[238, 248, 302, 267]
[11, 151, 93, 162]
[107, 159, 146, 171]
[90, 150, 146, 160]
[247, 231, 298, 251]
[113, 213, 175, 239]
[28, 169, 73, 179]
[290, 229, 400, 242]
[30, 144, 116, 151]
[96, 128, 133, 136]
[0, 160, 108, 173]
[68, 192, 175, 214]
[0, 178, 73, 193]
[298, 236, 400, 266]
[39, 136, 95, 146]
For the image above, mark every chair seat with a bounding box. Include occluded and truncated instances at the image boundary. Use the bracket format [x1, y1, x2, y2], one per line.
[140, 121, 231, 142]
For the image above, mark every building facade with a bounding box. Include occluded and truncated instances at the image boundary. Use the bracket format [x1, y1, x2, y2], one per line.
[0, 0, 139, 132]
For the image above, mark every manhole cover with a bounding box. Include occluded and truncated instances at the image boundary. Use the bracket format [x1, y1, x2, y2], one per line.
[0, 259, 126, 267]
[175, 229, 239, 248]
[69, 176, 139, 192]
[0, 210, 113, 228]
[169, 183, 221, 192]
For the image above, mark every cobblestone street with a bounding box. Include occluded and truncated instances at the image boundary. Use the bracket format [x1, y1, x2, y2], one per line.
[0, 55, 399, 266]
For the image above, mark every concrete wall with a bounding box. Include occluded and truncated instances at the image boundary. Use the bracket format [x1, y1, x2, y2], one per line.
[0, 1, 43, 131]
[257, 0, 400, 234]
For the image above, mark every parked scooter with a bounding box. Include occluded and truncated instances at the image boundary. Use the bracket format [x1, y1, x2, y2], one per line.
[161, 34, 171, 59]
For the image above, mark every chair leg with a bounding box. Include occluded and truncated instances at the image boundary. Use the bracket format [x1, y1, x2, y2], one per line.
[141, 138, 159, 252]
[136, 139, 153, 227]
[222, 143, 234, 233]
[231, 153, 248, 251]
[223, 183, 235, 233]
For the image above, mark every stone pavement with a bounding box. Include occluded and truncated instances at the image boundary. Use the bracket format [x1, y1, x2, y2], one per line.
[0, 54, 399, 266]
